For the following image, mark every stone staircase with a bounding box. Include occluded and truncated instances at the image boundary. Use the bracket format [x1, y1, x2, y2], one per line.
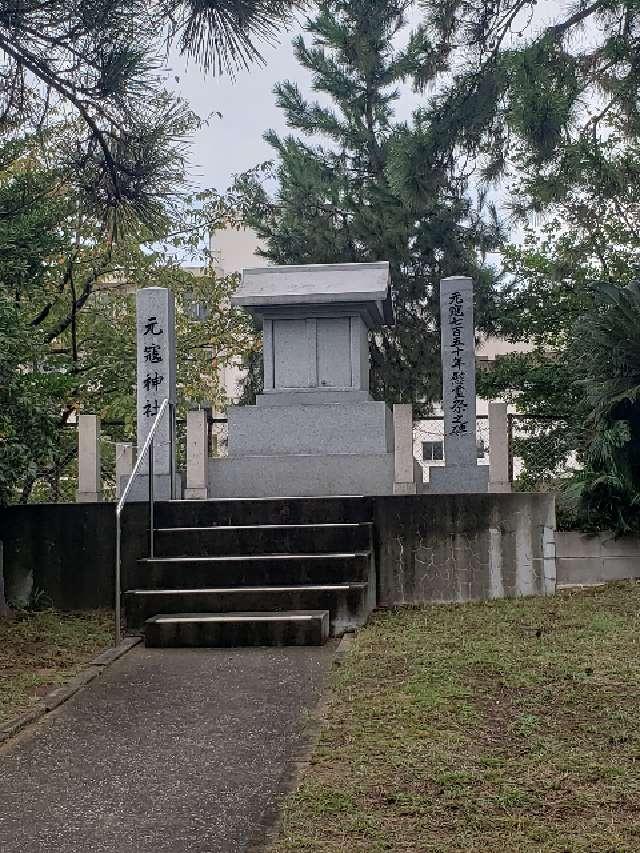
[124, 497, 375, 647]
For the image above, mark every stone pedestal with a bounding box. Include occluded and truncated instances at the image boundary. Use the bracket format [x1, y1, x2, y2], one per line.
[185, 410, 209, 500]
[209, 262, 412, 498]
[125, 472, 181, 502]
[227, 400, 392, 457]
[76, 415, 102, 503]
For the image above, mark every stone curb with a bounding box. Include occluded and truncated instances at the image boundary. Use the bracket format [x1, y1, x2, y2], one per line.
[332, 630, 355, 668]
[246, 632, 356, 853]
[0, 636, 141, 748]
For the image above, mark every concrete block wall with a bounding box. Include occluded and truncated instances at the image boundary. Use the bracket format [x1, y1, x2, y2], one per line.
[0, 503, 148, 609]
[375, 493, 557, 605]
[556, 532, 640, 586]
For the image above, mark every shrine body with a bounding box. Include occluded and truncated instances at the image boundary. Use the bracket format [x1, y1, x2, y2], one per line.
[208, 262, 406, 498]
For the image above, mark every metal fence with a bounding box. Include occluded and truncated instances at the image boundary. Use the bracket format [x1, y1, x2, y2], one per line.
[414, 413, 579, 490]
[99, 414, 229, 501]
[508, 415, 581, 491]
[413, 416, 491, 482]
[98, 419, 136, 502]
[30, 409, 577, 502]
[32, 416, 192, 504]
[209, 416, 229, 458]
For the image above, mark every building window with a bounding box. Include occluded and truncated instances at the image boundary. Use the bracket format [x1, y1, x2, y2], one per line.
[423, 441, 444, 462]
[476, 439, 486, 459]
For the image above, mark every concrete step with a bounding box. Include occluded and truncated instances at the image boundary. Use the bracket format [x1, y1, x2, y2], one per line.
[153, 522, 373, 557]
[153, 496, 373, 528]
[144, 610, 330, 648]
[125, 583, 370, 635]
[131, 552, 371, 589]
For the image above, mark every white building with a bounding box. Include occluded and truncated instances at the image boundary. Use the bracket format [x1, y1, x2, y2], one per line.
[209, 227, 268, 405]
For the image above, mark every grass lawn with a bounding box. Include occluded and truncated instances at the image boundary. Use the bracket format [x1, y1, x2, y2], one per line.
[0, 610, 113, 725]
[275, 583, 640, 852]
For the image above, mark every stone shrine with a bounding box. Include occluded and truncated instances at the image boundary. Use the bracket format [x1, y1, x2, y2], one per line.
[208, 262, 416, 498]
[427, 275, 489, 493]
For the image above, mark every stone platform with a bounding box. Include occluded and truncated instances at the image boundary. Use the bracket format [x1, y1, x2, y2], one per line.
[208, 451, 396, 498]
[217, 394, 397, 498]
[428, 465, 489, 494]
[228, 400, 393, 456]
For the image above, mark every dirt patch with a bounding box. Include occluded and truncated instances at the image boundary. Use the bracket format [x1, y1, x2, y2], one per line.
[0, 609, 112, 724]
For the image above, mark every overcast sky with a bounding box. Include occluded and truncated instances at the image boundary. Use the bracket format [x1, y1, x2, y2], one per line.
[168, 1, 582, 196]
[168, 5, 438, 193]
[169, 19, 309, 194]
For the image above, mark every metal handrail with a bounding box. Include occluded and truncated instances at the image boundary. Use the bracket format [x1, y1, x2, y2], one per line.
[114, 398, 175, 646]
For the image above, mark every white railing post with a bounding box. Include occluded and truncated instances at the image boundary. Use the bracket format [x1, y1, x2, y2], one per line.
[184, 409, 209, 499]
[489, 401, 511, 493]
[393, 403, 417, 495]
[76, 414, 102, 503]
[115, 399, 170, 646]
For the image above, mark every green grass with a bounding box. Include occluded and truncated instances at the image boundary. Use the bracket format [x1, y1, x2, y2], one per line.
[0, 609, 113, 724]
[275, 583, 640, 852]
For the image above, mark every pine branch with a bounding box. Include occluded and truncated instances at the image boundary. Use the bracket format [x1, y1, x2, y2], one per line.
[547, 0, 610, 41]
[0, 33, 123, 200]
[44, 249, 115, 343]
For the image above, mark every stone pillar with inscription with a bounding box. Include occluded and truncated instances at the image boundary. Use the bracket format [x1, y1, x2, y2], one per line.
[127, 287, 179, 500]
[428, 276, 489, 493]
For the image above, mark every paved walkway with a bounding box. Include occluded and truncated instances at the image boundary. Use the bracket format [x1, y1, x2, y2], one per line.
[0, 643, 335, 852]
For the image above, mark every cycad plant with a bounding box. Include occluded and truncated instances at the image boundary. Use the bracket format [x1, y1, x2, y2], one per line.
[569, 280, 640, 532]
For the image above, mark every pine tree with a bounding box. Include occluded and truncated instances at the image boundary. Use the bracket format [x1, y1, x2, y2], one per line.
[418, 2, 640, 208]
[224, 0, 501, 409]
[0, 0, 299, 219]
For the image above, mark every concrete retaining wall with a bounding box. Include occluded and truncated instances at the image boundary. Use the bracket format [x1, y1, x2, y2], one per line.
[0, 503, 148, 609]
[556, 532, 640, 586]
[375, 493, 557, 606]
[1, 494, 557, 611]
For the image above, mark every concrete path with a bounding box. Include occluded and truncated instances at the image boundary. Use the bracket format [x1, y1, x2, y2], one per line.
[0, 643, 335, 852]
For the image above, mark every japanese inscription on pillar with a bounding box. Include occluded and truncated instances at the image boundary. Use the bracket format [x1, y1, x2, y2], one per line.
[439, 276, 477, 467]
[136, 287, 176, 476]
[142, 315, 165, 418]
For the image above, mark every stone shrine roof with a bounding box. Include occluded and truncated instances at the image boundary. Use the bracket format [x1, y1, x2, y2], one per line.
[232, 261, 393, 325]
